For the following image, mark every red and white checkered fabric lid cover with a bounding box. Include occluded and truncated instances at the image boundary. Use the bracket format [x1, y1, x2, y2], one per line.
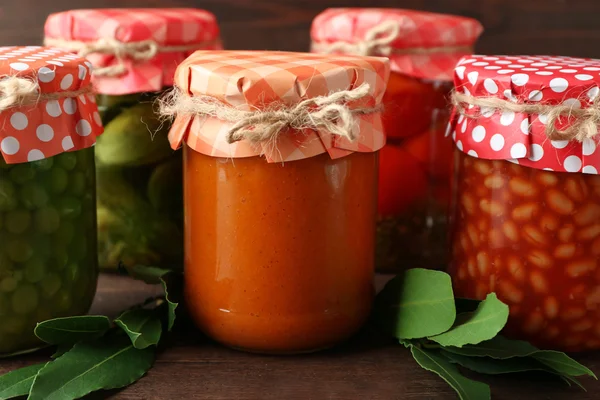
[311, 8, 483, 82]
[44, 9, 222, 96]
[168, 50, 390, 163]
[449, 55, 600, 174]
[0, 46, 102, 164]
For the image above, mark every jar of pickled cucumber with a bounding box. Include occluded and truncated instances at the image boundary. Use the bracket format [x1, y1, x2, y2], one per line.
[44, 8, 222, 270]
[449, 54, 600, 351]
[0, 46, 102, 355]
[311, 8, 483, 272]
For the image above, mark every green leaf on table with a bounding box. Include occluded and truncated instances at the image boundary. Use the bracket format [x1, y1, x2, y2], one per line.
[443, 335, 539, 359]
[52, 344, 74, 359]
[28, 333, 155, 400]
[35, 315, 111, 345]
[115, 308, 162, 349]
[411, 346, 491, 400]
[374, 268, 456, 339]
[441, 350, 551, 375]
[561, 376, 587, 391]
[161, 276, 178, 331]
[0, 363, 46, 399]
[124, 264, 171, 284]
[428, 293, 509, 348]
[534, 351, 597, 379]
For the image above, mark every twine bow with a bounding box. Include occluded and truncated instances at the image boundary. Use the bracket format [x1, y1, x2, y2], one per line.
[159, 83, 381, 144]
[452, 91, 600, 142]
[44, 37, 219, 77]
[313, 20, 401, 57]
[312, 20, 473, 57]
[0, 76, 91, 111]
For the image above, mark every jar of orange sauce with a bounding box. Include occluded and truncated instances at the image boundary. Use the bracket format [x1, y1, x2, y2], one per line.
[311, 8, 483, 272]
[163, 50, 390, 354]
[449, 54, 600, 351]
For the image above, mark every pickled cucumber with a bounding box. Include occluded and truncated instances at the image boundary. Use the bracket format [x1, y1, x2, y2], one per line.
[95, 103, 173, 167]
[96, 167, 183, 269]
[0, 148, 98, 355]
[95, 93, 184, 271]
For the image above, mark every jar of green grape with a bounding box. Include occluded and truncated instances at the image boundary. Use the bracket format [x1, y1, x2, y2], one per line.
[0, 46, 102, 356]
[44, 8, 222, 270]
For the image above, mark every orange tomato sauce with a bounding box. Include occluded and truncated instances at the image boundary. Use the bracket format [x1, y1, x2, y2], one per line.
[184, 147, 378, 353]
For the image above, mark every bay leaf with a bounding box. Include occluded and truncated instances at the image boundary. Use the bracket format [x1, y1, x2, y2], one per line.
[441, 350, 551, 375]
[125, 264, 171, 284]
[34, 316, 111, 345]
[442, 335, 539, 359]
[411, 346, 491, 400]
[428, 294, 509, 347]
[115, 309, 162, 349]
[374, 268, 456, 339]
[28, 334, 155, 400]
[161, 276, 178, 331]
[0, 363, 46, 399]
[534, 351, 597, 379]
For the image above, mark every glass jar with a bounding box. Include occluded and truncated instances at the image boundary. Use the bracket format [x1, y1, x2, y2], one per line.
[44, 7, 222, 270]
[184, 149, 378, 353]
[450, 151, 600, 351]
[447, 54, 600, 351]
[167, 50, 389, 354]
[0, 150, 98, 355]
[377, 74, 454, 271]
[310, 8, 483, 272]
[0, 46, 102, 356]
[95, 93, 183, 270]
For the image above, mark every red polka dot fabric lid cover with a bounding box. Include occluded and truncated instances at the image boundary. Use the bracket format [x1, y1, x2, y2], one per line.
[311, 8, 483, 81]
[0, 46, 103, 165]
[449, 55, 600, 174]
[44, 9, 222, 96]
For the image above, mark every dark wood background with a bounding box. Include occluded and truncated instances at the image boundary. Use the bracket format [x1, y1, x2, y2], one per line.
[1, 0, 599, 58]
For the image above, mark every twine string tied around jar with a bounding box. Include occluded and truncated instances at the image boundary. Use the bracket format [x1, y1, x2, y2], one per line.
[158, 83, 382, 144]
[0, 75, 92, 111]
[452, 91, 600, 142]
[312, 20, 473, 57]
[44, 37, 220, 78]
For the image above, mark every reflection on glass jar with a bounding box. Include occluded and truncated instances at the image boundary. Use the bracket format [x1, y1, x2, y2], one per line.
[449, 150, 600, 351]
[96, 93, 183, 271]
[0, 149, 98, 355]
[376, 75, 454, 272]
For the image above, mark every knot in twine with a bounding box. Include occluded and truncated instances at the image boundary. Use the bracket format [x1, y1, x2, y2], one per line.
[159, 83, 381, 144]
[0, 75, 91, 111]
[452, 91, 600, 142]
[313, 20, 473, 57]
[44, 37, 218, 78]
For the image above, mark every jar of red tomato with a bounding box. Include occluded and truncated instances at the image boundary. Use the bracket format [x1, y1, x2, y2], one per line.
[449, 54, 600, 351]
[311, 8, 483, 272]
[163, 50, 390, 354]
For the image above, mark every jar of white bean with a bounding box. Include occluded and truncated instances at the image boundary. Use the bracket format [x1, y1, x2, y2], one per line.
[448, 54, 600, 351]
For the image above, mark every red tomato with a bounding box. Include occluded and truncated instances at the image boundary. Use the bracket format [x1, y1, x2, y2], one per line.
[382, 72, 446, 140]
[378, 144, 428, 217]
[402, 128, 454, 180]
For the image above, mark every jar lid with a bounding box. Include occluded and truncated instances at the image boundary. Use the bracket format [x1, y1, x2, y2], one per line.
[0, 46, 103, 165]
[311, 8, 483, 81]
[164, 50, 390, 163]
[449, 55, 600, 174]
[44, 8, 222, 96]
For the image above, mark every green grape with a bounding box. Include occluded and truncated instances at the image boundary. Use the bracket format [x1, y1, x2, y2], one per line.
[0, 178, 17, 211]
[5, 209, 31, 234]
[20, 183, 49, 209]
[34, 206, 60, 233]
[9, 164, 35, 185]
[57, 152, 77, 170]
[11, 284, 38, 315]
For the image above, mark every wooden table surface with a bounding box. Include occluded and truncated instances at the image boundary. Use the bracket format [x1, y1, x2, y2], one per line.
[1, 273, 599, 400]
